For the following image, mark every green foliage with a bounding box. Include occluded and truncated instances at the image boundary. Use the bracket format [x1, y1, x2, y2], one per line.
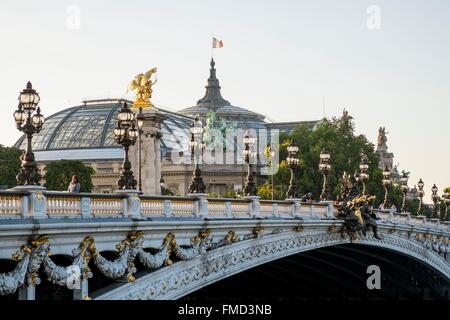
[44, 160, 95, 192]
[262, 116, 402, 207]
[208, 192, 220, 198]
[224, 190, 239, 198]
[0, 145, 22, 189]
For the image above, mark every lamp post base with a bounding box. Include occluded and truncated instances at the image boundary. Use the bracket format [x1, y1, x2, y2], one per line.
[11, 185, 46, 191]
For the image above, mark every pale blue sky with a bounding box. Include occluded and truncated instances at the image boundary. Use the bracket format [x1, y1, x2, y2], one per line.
[0, 0, 449, 198]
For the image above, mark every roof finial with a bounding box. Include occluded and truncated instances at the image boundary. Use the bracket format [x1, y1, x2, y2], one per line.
[196, 58, 230, 109]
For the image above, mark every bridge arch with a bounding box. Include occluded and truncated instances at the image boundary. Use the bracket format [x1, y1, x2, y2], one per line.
[94, 231, 450, 300]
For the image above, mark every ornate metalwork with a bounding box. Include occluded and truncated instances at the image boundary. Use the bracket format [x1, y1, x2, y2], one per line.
[188, 116, 206, 194]
[1, 222, 449, 299]
[417, 178, 425, 215]
[382, 166, 392, 208]
[319, 148, 331, 201]
[13, 82, 45, 186]
[336, 194, 381, 240]
[357, 153, 370, 195]
[114, 103, 138, 190]
[400, 171, 409, 212]
[285, 140, 299, 199]
[243, 132, 257, 196]
[431, 184, 440, 219]
[442, 191, 449, 221]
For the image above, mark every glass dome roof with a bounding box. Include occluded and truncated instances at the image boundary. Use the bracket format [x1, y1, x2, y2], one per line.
[14, 99, 193, 155]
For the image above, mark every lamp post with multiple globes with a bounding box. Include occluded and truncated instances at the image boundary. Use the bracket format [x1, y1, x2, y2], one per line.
[188, 116, 206, 194]
[114, 103, 139, 190]
[243, 132, 257, 196]
[358, 154, 370, 195]
[417, 178, 425, 215]
[400, 171, 409, 213]
[431, 184, 439, 219]
[319, 148, 331, 201]
[286, 140, 300, 199]
[442, 191, 449, 221]
[382, 166, 392, 208]
[135, 107, 145, 192]
[13, 82, 45, 186]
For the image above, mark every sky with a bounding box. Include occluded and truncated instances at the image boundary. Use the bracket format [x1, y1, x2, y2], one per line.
[0, 0, 449, 199]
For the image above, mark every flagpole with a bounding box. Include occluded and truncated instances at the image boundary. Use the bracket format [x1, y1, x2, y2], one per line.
[211, 35, 214, 59]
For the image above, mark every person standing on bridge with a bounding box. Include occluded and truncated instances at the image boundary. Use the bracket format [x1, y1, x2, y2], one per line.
[68, 175, 81, 193]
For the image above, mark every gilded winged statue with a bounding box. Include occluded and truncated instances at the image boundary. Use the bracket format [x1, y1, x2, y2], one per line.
[127, 67, 157, 108]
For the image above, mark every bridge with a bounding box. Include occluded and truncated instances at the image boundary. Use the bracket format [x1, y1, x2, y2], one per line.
[0, 189, 449, 300]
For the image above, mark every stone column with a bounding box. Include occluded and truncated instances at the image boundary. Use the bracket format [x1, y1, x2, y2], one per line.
[129, 109, 166, 196]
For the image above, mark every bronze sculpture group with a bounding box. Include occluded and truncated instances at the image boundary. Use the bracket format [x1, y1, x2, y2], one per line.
[335, 172, 382, 240]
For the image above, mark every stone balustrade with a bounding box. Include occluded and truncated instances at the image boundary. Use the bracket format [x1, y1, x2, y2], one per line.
[0, 190, 449, 233]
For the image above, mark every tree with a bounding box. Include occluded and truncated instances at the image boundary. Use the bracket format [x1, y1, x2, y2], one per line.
[0, 145, 22, 189]
[258, 115, 402, 207]
[44, 160, 95, 192]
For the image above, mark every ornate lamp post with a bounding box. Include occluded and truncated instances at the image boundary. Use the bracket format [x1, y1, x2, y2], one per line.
[431, 184, 439, 219]
[442, 192, 449, 221]
[382, 166, 392, 208]
[114, 103, 139, 190]
[13, 82, 45, 186]
[358, 154, 370, 195]
[135, 107, 145, 192]
[416, 178, 425, 215]
[243, 132, 257, 196]
[400, 171, 409, 212]
[188, 116, 206, 194]
[286, 140, 300, 199]
[319, 148, 331, 201]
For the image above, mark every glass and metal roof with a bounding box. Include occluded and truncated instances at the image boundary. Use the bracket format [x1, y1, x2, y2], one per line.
[14, 99, 193, 159]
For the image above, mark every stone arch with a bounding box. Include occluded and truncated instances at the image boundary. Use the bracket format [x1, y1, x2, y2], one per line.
[94, 231, 450, 300]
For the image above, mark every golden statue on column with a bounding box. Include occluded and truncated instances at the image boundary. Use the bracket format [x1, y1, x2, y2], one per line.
[127, 67, 157, 108]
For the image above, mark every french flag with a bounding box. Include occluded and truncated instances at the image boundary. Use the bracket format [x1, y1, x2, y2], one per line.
[212, 37, 224, 48]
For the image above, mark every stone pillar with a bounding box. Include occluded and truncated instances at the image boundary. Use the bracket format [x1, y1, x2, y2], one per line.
[12, 185, 47, 219]
[188, 193, 208, 217]
[320, 200, 335, 219]
[243, 196, 261, 218]
[114, 190, 141, 218]
[129, 108, 166, 196]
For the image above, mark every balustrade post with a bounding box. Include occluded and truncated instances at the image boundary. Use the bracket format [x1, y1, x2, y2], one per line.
[188, 193, 208, 217]
[21, 194, 29, 218]
[13, 186, 47, 218]
[310, 204, 317, 218]
[388, 208, 395, 222]
[243, 196, 260, 218]
[81, 197, 92, 218]
[29, 190, 47, 219]
[225, 201, 232, 217]
[405, 213, 411, 224]
[115, 190, 141, 218]
[288, 198, 301, 217]
[163, 200, 172, 217]
[321, 201, 335, 219]
[272, 203, 279, 217]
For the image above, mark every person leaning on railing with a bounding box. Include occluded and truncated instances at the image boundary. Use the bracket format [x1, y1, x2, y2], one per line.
[67, 175, 81, 193]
